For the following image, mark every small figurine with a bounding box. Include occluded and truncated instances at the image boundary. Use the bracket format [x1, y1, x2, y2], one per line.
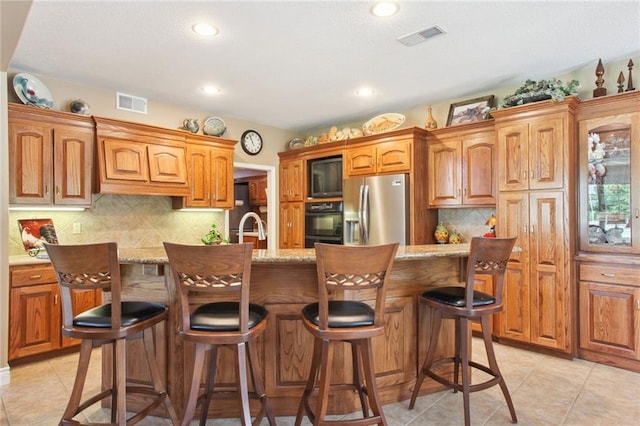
[180, 118, 199, 133]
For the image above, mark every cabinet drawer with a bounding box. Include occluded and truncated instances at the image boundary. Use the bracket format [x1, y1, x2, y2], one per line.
[579, 264, 640, 287]
[11, 265, 57, 287]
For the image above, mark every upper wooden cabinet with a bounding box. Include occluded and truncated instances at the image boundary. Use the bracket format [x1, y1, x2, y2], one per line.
[345, 138, 411, 177]
[279, 158, 305, 202]
[248, 175, 268, 206]
[94, 117, 190, 196]
[426, 121, 496, 207]
[173, 134, 236, 209]
[8, 103, 94, 206]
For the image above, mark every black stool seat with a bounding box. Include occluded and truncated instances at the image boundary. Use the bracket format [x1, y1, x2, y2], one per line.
[422, 286, 495, 307]
[302, 300, 375, 328]
[73, 301, 167, 328]
[191, 302, 268, 331]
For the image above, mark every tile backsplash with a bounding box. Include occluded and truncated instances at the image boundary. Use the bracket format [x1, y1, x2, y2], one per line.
[8, 194, 224, 256]
[437, 207, 496, 243]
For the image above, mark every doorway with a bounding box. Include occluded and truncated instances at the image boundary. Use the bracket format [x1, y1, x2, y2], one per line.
[226, 162, 277, 250]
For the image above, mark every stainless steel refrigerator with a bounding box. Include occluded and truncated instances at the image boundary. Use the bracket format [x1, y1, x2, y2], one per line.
[343, 174, 409, 245]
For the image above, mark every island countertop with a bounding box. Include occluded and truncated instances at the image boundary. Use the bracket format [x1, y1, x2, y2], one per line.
[117, 243, 472, 264]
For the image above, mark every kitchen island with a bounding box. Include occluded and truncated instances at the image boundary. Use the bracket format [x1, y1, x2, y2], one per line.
[112, 244, 471, 418]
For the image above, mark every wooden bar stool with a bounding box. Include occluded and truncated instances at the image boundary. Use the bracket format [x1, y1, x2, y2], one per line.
[409, 237, 518, 426]
[44, 242, 178, 426]
[163, 242, 275, 426]
[295, 242, 399, 426]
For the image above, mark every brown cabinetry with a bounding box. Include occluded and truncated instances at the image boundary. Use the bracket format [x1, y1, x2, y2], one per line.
[427, 121, 496, 207]
[493, 98, 578, 354]
[576, 91, 640, 372]
[345, 139, 411, 177]
[94, 117, 190, 196]
[9, 264, 101, 361]
[279, 158, 305, 202]
[173, 134, 236, 209]
[248, 175, 268, 206]
[8, 103, 94, 206]
[279, 201, 304, 249]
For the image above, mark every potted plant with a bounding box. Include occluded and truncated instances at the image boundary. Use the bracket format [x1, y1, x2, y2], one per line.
[201, 223, 229, 245]
[500, 78, 580, 108]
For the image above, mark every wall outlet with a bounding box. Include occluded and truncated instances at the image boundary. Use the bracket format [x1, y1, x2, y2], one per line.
[72, 223, 82, 234]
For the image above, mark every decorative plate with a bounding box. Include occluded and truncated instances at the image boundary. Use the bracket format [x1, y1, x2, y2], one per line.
[362, 113, 405, 135]
[203, 116, 226, 136]
[288, 137, 305, 150]
[13, 73, 53, 109]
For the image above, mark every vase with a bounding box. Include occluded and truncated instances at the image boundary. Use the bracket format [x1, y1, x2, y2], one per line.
[448, 229, 462, 244]
[434, 222, 449, 244]
[424, 105, 438, 130]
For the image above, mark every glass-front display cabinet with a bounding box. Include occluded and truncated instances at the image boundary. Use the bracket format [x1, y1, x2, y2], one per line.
[578, 93, 640, 254]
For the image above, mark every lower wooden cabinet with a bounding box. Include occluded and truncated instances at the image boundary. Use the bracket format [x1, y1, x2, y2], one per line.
[578, 261, 640, 372]
[9, 264, 101, 362]
[279, 202, 304, 248]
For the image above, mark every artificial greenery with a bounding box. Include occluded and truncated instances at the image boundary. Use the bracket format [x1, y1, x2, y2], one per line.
[201, 223, 230, 245]
[500, 78, 580, 108]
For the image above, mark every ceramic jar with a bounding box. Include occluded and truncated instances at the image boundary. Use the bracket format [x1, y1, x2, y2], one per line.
[449, 229, 462, 244]
[434, 222, 449, 244]
[424, 105, 438, 130]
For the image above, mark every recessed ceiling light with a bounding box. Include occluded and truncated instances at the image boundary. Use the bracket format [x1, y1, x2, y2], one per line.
[356, 87, 375, 97]
[371, 2, 399, 17]
[192, 23, 218, 37]
[202, 86, 221, 95]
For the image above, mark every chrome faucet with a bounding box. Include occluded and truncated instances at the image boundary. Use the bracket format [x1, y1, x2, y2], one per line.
[238, 212, 266, 243]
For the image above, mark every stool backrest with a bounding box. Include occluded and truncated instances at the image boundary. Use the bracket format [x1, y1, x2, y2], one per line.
[465, 237, 516, 309]
[44, 242, 121, 329]
[314, 242, 399, 330]
[163, 242, 253, 334]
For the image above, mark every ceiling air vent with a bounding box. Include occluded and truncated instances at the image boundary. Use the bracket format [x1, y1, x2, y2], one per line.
[116, 92, 147, 114]
[397, 25, 445, 47]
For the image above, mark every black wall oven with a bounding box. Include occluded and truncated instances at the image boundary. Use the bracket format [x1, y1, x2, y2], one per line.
[304, 201, 343, 248]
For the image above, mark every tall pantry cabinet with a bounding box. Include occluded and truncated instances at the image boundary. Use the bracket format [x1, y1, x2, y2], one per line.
[492, 97, 578, 355]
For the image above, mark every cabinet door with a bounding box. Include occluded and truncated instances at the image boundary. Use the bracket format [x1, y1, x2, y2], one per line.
[345, 146, 376, 176]
[280, 159, 304, 202]
[579, 281, 640, 360]
[528, 117, 564, 190]
[498, 192, 530, 342]
[185, 145, 211, 207]
[53, 125, 94, 205]
[377, 140, 411, 174]
[210, 148, 233, 208]
[9, 283, 61, 360]
[8, 121, 53, 204]
[497, 123, 529, 192]
[147, 144, 188, 184]
[62, 289, 102, 348]
[279, 202, 304, 249]
[427, 140, 461, 206]
[463, 136, 496, 205]
[102, 138, 149, 182]
[529, 191, 568, 350]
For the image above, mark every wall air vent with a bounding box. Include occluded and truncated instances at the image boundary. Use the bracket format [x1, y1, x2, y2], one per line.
[116, 92, 148, 114]
[397, 25, 445, 47]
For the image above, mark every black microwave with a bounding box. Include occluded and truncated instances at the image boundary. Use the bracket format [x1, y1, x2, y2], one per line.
[309, 156, 342, 198]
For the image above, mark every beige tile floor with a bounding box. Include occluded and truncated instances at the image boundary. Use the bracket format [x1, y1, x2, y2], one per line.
[1, 338, 639, 425]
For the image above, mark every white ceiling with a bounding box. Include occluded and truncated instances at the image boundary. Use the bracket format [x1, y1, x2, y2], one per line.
[8, 1, 640, 132]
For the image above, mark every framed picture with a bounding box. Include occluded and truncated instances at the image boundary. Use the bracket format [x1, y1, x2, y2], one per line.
[17, 218, 58, 256]
[446, 95, 494, 126]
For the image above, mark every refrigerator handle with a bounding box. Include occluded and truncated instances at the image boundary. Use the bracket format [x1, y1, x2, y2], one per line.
[362, 184, 370, 244]
[358, 184, 365, 243]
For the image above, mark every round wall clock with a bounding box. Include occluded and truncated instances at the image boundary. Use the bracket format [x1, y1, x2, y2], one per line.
[240, 130, 263, 155]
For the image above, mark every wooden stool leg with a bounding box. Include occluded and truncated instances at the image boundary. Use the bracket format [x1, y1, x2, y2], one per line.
[453, 317, 462, 393]
[199, 346, 218, 426]
[315, 339, 334, 425]
[410, 307, 442, 409]
[352, 341, 369, 418]
[460, 318, 471, 426]
[236, 342, 252, 426]
[182, 343, 207, 426]
[295, 337, 322, 426]
[359, 338, 386, 425]
[114, 339, 127, 425]
[247, 340, 276, 425]
[481, 316, 517, 423]
[143, 328, 179, 425]
[62, 340, 94, 422]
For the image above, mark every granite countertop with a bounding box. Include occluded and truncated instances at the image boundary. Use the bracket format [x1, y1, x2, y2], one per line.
[117, 244, 472, 264]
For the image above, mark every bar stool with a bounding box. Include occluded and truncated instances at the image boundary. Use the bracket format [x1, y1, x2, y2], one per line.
[44, 242, 178, 426]
[163, 242, 275, 426]
[409, 237, 518, 426]
[295, 242, 399, 426]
